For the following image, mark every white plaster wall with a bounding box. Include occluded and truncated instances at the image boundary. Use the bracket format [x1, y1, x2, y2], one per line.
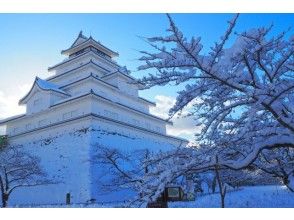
[26, 89, 51, 115]
[50, 92, 68, 106]
[7, 93, 165, 142]
[103, 75, 139, 97]
[91, 96, 167, 134]
[64, 78, 149, 113]
[117, 79, 138, 97]
[6, 97, 92, 137]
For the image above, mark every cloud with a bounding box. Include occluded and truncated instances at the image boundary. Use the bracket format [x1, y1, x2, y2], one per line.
[0, 84, 30, 120]
[0, 83, 31, 134]
[150, 95, 202, 142]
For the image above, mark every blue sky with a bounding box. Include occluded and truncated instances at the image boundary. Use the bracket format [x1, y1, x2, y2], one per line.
[0, 14, 293, 98]
[0, 14, 293, 138]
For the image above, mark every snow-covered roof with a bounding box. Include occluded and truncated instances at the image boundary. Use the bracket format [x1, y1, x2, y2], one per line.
[51, 90, 173, 125]
[47, 59, 110, 80]
[61, 32, 119, 58]
[48, 49, 119, 72]
[36, 77, 68, 95]
[0, 114, 26, 125]
[139, 97, 156, 106]
[56, 72, 156, 107]
[19, 77, 70, 105]
[102, 68, 145, 88]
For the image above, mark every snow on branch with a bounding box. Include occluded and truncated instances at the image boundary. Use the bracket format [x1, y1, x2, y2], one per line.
[136, 14, 294, 202]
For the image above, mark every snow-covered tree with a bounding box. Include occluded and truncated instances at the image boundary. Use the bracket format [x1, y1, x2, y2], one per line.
[137, 14, 294, 202]
[0, 142, 53, 207]
[255, 148, 294, 192]
[93, 145, 151, 206]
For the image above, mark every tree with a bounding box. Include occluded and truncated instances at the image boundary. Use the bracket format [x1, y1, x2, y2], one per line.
[255, 148, 294, 192]
[137, 14, 294, 202]
[0, 142, 52, 207]
[92, 145, 151, 206]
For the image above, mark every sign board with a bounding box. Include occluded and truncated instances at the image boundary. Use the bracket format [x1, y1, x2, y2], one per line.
[165, 187, 184, 201]
[167, 187, 180, 198]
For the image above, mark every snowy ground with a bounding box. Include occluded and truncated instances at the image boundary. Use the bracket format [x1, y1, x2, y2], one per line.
[169, 185, 294, 208]
[12, 185, 294, 208]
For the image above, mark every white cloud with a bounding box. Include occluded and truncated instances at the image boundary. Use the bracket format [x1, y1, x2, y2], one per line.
[150, 95, 202, 142]
[0, 84, 31, 135]
[0, 83, 30, 119]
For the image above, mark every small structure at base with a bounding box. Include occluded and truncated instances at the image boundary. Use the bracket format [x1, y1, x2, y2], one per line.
[147, 186, 185, 208]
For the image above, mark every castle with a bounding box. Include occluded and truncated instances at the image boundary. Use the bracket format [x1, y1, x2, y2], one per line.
[0, 32, 187, 206]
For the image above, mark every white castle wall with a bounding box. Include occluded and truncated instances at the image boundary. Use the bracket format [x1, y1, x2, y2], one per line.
[90, 96, 166, 134]
[7, 93, 166, 138]
[5, 117, 182, 206]
[6, 97, 91, 137]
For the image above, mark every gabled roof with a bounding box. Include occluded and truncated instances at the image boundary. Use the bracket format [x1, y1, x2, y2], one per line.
[19, 77, 70, 105]
[61, 32, 119, 58]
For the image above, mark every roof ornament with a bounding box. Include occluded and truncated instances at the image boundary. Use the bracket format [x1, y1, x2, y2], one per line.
[77, 30, 87, 40]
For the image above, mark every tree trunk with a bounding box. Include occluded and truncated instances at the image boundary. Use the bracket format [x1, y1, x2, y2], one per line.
[286, 184, 294, 192]
[2, 193, 8, 208]
[283, 175, 294, 192]
[212, 176, 217, 194]
[215, 156, 226, 208]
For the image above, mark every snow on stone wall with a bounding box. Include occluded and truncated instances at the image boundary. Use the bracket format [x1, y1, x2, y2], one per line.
[7, 125, 177, 206]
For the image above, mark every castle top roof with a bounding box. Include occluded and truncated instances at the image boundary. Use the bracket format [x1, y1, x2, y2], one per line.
[61, 31, 119, 58]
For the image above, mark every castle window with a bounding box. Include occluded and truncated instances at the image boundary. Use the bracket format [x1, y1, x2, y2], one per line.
[104, 110, 118, 120]
[145, 122, 151, 130]
[26, 123, 32, 130]
[63, 110, 78, 120]
[34, 98, 41, 106]
[38, 119, 47, 127]
[71, 110, 77, 117]
[13, 127, 19, 134]
[63, 112, 71, 120]
[75, 49, 85, 56]
[132, 119, 140, 126]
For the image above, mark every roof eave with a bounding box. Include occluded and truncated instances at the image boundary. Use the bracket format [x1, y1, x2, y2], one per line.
[0, 114, 26, 125]
[139, 97, 156, 106]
